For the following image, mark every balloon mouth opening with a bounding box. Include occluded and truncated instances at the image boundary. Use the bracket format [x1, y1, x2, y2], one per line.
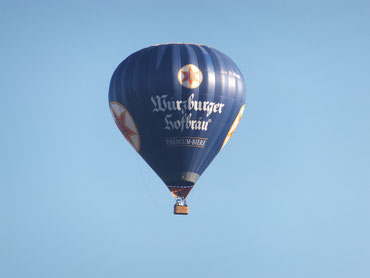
[164, 172, 198, 199]
[167, 185, 193, 199]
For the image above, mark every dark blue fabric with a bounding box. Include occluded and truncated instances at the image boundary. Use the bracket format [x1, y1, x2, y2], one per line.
[109, 44, 246, 187]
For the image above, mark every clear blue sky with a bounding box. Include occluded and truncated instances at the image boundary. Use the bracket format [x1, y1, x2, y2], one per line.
[1, 0, 370, 277]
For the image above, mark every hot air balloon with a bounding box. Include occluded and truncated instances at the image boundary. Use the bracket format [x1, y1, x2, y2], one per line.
[109, 43, 246, 215]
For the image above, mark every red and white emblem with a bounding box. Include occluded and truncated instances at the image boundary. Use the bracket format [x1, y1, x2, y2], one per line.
[178, 64, 203, 89]
[221, 104, 245, 151]
[110, 102, 140, 151]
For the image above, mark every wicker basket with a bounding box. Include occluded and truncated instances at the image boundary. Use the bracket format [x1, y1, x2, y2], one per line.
[174, 205, 189, 215]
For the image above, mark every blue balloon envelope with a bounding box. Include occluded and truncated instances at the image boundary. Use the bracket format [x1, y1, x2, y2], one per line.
[109, 43, 246, 213]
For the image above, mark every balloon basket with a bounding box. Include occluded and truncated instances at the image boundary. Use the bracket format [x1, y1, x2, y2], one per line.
[174, 204, 189, 215]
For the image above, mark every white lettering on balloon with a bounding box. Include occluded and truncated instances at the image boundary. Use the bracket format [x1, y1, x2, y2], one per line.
[151, 93, 225, 132]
